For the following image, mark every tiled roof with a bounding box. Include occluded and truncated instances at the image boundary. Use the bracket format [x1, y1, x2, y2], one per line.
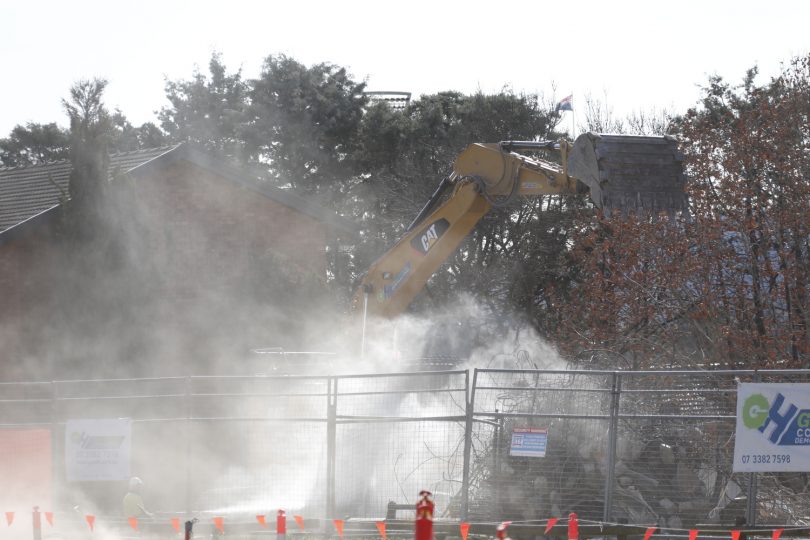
[0, 144, 357, 240]
[0, 146, 177, 235]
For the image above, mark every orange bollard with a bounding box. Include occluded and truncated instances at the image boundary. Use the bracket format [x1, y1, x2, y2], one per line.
[459, 522, 470, 540]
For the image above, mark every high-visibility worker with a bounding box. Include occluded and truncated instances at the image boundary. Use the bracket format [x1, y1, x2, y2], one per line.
[123, 477, 153, 518]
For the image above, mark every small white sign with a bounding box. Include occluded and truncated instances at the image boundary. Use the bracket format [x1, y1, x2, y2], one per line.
[734, 383, 810, 472]
[65, 419, 132, 481]
[510, 428, 547, 457]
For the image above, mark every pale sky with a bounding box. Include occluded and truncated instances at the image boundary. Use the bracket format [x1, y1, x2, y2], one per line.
[2, 0, 809, 136]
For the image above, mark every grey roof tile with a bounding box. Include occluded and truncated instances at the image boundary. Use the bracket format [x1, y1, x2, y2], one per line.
[0, 146, 177, 234]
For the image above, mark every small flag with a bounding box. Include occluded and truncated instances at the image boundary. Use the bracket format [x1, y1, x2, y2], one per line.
[731, 531, 741, 540]
[460, 522, 470, 540]
[85, 515, 95, 532]
[171, 518, 181, 533]
[294, 515, 305, 530]
[376, 521, 387, 540]
[128, 517, 138, 531]
[545, 518, 559, 534]
[689, 530, 698, 540]
[257, 515, 267, 528]
[213, 517, 224, 533]
[773, 529, 784, 540]
[568, 513, 579, 540]
[644, 527, 657, 540]
[44, 512, 53, 527]
[556, 94, 573, 112]
[333, 519, 345, 538]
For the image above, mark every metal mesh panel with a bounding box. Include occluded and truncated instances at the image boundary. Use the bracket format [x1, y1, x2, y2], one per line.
[335, 420, 465, 518]
[188, 376, 330, 518]
[615, 372, 739, 527]
[616, 371, 810, 527]
[190, 375, 329, 420]
[334, 372, 467, 519]
[49, 378, 188, 516]
[45, 376, 332, 519]
[54, 377, 187, 422]
[470, 370, 613, 521]
[0, 381, 53, 425]
[188, 419, 328, 517]
[335, 372, 467, 419]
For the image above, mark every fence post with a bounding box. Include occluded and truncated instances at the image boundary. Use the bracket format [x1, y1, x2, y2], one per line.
[32, 506, 41, 540]
[184, 376, 192, 517]
[493, 414, 505, 515]
[602, 372, 621, 522]
[746, 372, 761, 525]
[460, 369, 476, 521]
[50, 382, 58, 513]
[326, 377, 337, 524]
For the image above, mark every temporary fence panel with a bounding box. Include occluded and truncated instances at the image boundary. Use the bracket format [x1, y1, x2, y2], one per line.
[333, 372, 468, 519]
[187, 375, 331, 518]
[51, 377, 188, 516]
[468, 370, 614, 522]
[613, 371, 741, 528]
[468, 369, 810, 528]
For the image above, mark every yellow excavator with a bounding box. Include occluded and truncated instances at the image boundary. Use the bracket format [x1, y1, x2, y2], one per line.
[353, 133, 687, 320]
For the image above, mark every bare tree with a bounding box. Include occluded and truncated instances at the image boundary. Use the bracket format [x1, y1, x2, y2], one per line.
[578, 91, 625, 133]
[578, 93, 674, 136]
[626, 107, 675, 136]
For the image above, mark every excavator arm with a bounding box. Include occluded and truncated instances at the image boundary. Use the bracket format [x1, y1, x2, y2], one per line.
[355, 180, 490, 319]
[353, 134, 686, 319]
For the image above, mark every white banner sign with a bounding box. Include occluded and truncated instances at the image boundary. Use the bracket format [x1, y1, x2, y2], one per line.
[734, 383, 810, 472]
[65, 419, 132, 481]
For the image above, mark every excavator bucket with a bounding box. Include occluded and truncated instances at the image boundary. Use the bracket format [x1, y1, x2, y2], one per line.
[567, 133, 687, 216]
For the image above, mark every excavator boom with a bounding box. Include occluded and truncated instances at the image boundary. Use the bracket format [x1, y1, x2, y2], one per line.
[353, 133, 687, 319]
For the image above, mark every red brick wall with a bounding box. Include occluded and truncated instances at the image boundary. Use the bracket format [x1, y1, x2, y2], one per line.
[131, 160, 328, 297]
[0, 224, 62, 378]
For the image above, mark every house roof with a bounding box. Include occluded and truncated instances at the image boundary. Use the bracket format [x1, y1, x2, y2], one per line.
[0, 144, 357, 243]
[0, 146, 176, 237]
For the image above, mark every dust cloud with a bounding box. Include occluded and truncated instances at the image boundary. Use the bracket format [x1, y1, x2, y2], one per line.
[1, 124, 574, 534]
